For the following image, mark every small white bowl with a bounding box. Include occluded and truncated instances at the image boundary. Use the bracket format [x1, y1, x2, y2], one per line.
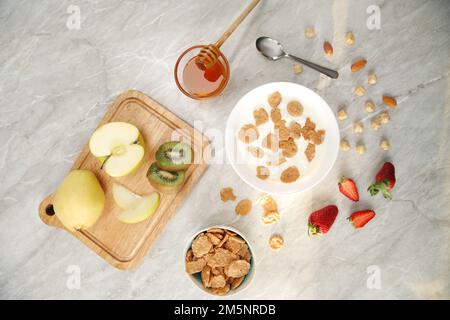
[225, 82, 339, 195]
[184, 225, 255, 297]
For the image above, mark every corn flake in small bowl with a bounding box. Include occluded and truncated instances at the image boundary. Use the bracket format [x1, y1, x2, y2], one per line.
[184, 226, 255, 296]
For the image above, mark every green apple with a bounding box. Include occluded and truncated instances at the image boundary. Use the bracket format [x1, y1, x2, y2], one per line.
[112, 183, 160, 224]
[53, 170, 105, 231]
[89, 122, 145, 177]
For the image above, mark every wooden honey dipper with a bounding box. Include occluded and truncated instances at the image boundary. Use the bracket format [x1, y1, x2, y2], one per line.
[195, 0, 261, 70]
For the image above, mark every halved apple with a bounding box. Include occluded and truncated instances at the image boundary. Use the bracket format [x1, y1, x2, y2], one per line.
[112, 183, 160, 224]
[89, 122, 145, 177]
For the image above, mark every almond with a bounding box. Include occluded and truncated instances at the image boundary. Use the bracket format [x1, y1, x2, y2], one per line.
[383, 95, 397, 108]
[323, 41, 333, 57]
[351, 59, 367, 72]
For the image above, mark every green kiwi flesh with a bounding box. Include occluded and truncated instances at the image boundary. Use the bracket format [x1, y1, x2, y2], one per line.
[147, 162, 186, 194]
[155, 141, 193, 171]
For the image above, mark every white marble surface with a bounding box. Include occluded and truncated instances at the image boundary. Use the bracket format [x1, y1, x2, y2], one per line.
[1, 0, 449, 299]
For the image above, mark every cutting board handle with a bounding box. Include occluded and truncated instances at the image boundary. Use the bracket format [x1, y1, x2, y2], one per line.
[38, 194, 63, 228]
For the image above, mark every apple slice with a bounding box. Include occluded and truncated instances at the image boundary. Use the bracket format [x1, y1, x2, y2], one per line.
[117, 192, 160, 224]
[112, 183, 160, 224]
[112, 183, 142, 209]
[89, 122, 145, 177]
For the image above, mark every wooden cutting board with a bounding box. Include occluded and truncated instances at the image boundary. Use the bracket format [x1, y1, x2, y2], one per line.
[38, 90, 209, 270]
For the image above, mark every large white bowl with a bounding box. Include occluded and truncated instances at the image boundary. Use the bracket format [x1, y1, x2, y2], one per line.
[225, 82, 339, 195]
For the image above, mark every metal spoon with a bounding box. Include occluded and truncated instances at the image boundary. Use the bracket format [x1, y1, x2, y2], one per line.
[256, 36, 339, 79]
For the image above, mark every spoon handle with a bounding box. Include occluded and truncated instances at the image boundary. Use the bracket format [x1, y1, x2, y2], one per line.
[286, 54, 339, 79]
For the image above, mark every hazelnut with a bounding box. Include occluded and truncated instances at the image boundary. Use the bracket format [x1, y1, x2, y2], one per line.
[345, 32, 355, 45]
[340, 139, 350, 151]
[337, 109, 348, 121]
[371, 117, 382, 131]
[304, 27, 316, 39]
[356, 143, 366, 155]
[353, 122, 364, 134]
[380, 139, 390, 151]
[365, 101, 376, 113]
[293, 63, 303, 75]
[355, 86, 366, 96]
[368, 73, 377, 85]
[379, 111, 390, 124]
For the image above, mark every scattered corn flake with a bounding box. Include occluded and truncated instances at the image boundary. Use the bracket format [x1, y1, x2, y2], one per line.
[289, 122, 302, 139]
[230, 276, 245, 290]
[256, 166, 270, 180]
[210, 274, 227, 289]
[186, 258, 206, 274]
[262, 133, 279, 152]
[186, 249, 194, 262]
[293, 63, 303, 75]
[305, 143, 316, 162]
[225, 260, 251, 278]
[235, 199, 252, 216]
[270, 107, 282, 123]
[356, 143, 366, 155]
[266, 156, 287, 167]
[253, 108, 269, 126]
[192, 234, 213, 258]
[201, 265, 212, 287]
[206, 232, 222, 246]
[224, 236, 246, 254]
[247, 146, 264, 159]
[287, 100, 304, 117]
[269, 235, 284, 250]
[220, 187, 236, 202]
[280, 166, 300, 183]
[268, 91, 282, 108]
[262, 210, 280, 225]
[304, 117, 316, 130]
[238, 124, 259, 144]
[380, 139, 390, 151]
[206, 248, 238, 268]
[279, 137, 298, 158]
[310, 129, 325, 145]
[260, 195, 278, 212]
[217, 234, 229, 248]
[340, 139, 350, 151]
[276, 122, 290, 141]
[210, 284, 230, 296]
[207, 228, 225, 234]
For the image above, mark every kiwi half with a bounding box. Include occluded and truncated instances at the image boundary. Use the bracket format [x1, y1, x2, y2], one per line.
[155, 141, 193, 171]
[147, 162, 186, 194]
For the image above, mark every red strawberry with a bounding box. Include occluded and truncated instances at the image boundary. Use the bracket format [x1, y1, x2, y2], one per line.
[308, 205, 339, 236]
[348, 210, 376, 228]
[368, 162, 396, 200]
[338, 176, 359, 201]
